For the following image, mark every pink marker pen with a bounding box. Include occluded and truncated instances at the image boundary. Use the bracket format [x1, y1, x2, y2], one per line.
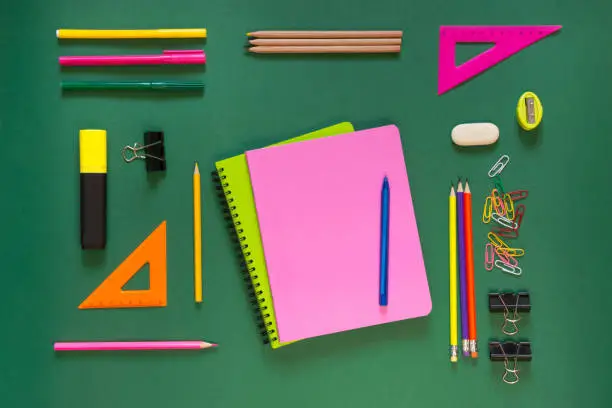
[59, 50, 206, 66]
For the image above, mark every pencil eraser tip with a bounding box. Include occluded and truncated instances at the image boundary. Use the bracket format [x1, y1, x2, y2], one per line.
[450, 356, 458, 363]
[471, 352, 479, 358]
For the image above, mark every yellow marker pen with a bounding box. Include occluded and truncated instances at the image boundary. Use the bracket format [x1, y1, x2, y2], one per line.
[79, 129, 107, 249]
[56, 28, 207, 39]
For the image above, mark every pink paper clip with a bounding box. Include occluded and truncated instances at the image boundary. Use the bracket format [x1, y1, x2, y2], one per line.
[495, 247, 518, 267]
[508, 190, 529, 202]
[484, 243, 495, 271]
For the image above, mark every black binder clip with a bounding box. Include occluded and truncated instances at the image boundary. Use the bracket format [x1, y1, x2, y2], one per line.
[122, 131, 166, 172]
[489, 291, 531, 335]
[489, 341, 532, 385]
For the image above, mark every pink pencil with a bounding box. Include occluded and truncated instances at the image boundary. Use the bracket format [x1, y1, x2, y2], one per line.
[54, 341, 217, 351]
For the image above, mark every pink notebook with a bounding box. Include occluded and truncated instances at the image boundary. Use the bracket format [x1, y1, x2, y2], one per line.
[246, 125, 431, 343]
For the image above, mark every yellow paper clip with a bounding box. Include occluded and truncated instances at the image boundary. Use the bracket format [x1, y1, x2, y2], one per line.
[505, 248, 525, 257]
[491, 188, 505, 216]
[482, 196, 493, 223]
[488, 232, 509, 249]
[503, 193, 515, 220]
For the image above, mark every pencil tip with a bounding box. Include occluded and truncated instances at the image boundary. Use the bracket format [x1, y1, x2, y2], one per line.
[246, 32, 251, 36]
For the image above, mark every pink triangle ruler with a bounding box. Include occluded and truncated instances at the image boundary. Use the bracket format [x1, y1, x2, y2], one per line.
[438, 25, 562, 95]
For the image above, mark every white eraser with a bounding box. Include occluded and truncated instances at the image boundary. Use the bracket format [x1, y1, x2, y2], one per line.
[451, 123, 499, 146]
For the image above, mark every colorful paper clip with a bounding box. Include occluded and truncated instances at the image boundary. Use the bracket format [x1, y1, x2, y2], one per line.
[488, 155, 510, 178]
[495, 247, 518, 267]
[488, 232, 509, 249]
[495, 260, 522, 276]
[508, 190, 528, 202]
[492, 213, 518, 230]
[503, 193, 515, 220]
[485, 243, 496, 271]
[505, 248, 525, 257]
[482, 196, 493, 223]
[493, 226, 519, 239]
[513, 204, 525, 227]
[493, 175, 505, 195]
[491, 189, 506, 216]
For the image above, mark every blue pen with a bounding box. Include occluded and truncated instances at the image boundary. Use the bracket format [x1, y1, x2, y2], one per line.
[380, 176, 390, 306]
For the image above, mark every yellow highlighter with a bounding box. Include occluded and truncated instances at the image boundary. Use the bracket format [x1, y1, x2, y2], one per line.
[80, 129, 107, 250]
[57, 28, 207, 39]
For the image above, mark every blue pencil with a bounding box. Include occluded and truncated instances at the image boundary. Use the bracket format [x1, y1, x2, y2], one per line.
[379, 176, 390, 306]
[457, 181, 469, 356]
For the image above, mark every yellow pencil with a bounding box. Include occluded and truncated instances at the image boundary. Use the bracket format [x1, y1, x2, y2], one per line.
[56, 28, 207, 39]
[193, 162, 202, 303]
[449, 184, 458, 362]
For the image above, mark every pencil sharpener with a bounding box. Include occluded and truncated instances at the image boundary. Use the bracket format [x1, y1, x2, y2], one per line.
[516, 91, 542, 131]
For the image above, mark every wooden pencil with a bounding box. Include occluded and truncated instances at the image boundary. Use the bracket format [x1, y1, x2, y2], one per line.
[247, 30, 403, 39]
[249, 45, 401, 54]
[249, 38, 402, 46]
[449, 184, 458, 363]
[464, 181, 478, 358]
[457, 181, 469, 357]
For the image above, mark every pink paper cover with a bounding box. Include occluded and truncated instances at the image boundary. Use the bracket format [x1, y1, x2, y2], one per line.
[246, 125, 431, 343]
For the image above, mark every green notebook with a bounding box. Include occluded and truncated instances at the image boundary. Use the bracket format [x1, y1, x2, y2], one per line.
[214, 122, 354, 348]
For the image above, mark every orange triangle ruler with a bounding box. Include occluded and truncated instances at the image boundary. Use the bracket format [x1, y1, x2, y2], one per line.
[438, 25, 562, 95]
[79, 221, 167, 309]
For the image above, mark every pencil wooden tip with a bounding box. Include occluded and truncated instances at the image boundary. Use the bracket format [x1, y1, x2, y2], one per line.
[246, 32, 252, 36]
[464, 182, 470, 193]
[457, 182, 463, 192]
[194, 162, 200, 174]
[450, 186, 455, 196]
[200, 341, 218, 348]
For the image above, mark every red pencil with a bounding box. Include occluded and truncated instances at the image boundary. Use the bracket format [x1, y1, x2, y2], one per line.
[464, 181, 478, 358]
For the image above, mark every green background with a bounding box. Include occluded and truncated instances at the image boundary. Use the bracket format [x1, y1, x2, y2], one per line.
[2, 0, 608, 407]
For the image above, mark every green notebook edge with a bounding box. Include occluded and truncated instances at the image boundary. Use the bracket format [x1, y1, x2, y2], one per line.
[214, 122, 355, 349]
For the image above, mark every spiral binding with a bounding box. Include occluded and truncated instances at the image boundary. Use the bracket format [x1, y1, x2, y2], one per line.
[212, 167, 278, 345]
